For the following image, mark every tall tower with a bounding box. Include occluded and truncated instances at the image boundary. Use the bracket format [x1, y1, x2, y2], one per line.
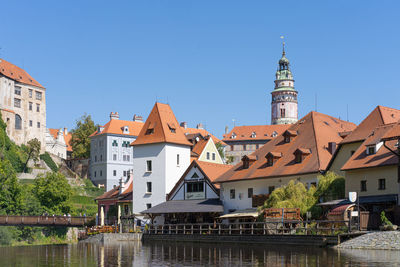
[271, 42, 298, 125]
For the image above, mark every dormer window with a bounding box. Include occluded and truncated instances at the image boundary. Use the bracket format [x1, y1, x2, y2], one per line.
[145, 122, 155, 135]
[293, 148, 311, 164]
[242, 155, 257, 169]
[367, 146, 375, 155]
[168, 123, 176, 133]
[122, 126, 129, 134]
[271, 131, 278, 138]
[265, 152, 282, 166]
[251, 132, 256, 138]
[283, 130, 297, 143]
[231, 132, 237, 139]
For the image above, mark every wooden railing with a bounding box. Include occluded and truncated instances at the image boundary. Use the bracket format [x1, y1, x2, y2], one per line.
[146, 220, 352, 236]
[0, 215, 93, 227]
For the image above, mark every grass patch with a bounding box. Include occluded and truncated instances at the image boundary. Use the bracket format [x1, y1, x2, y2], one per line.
[39, 152, 58, 172]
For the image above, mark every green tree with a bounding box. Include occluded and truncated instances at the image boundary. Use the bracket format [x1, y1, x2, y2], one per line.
[34, 172, 73, 214]
[23, 138, 41, 172]
[0, 159, 23, 214]
[215, 142, 225, 160]
[70, 114, 97, 159]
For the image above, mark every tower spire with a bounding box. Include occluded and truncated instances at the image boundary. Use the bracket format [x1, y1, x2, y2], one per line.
[280, 36, 285, 56]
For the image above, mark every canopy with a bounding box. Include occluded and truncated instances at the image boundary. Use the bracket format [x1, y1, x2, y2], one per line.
[219, 209, 259, 219]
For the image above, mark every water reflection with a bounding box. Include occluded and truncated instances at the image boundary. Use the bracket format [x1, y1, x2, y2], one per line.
[0, 241, 399, 266]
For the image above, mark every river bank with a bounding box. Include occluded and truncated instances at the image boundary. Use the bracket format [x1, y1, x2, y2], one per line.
[337, 231, 400, 250]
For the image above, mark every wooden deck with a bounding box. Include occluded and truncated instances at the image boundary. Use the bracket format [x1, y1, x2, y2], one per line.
[0, 215, 93, 227]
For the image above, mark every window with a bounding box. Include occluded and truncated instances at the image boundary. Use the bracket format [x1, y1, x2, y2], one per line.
[14, 98, 21, 108]
[29, 102, 33, 111]
[124, 205, 129, 215]
[100, 155, 102, 161]
[113, 170, 116, 176]
[230, 189, 235, 199]
[146, 160, 152, 172]
[177, 154, 180, 165]
[126, 155, 130, 161]
[191, 172, 199, 178]
[243, 145, 247, 151]
[295, 153, 302, 163]
[351, 150, 355, 156]
[367, 146, 375, 155]
[29, 89, 32, 98]
[146, 203, 152, 209]
[230, 145, 234, 151]
[145, 128, 154, 135]
[122, 141, 130, 147]
[212, 153, 216, 161]
[168, 123, 176, 133]
[94, 171, 97, 177]
[268, 186, 275, 194]
[123, 171, 127, 176]
[248, 188, 253, 198]
[15, 114, 22, 130]
[378, 179, 386, 190]
[14, 86, 21, 95]
[112, 140, 118, 147]
[360, 180, 367, 192]
[206, 152, 210, 160]
[187, 182, 204, 193]
[36, 104, 40, 112]
[35, 91, 42, 100]
[280, 108, 286, 118]
[95, 156, 97, 162]
[256, 144, 259, 150]
[113, 154, 117, 161]
[100, 170, 102, 176]
[29, 120, 32, 127]
[146, 182, 152, 193]
[37, 122, 40, 128]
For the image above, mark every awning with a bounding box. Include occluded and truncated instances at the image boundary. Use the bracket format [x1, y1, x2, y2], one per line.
[141, 199, 224, 214]
[219, 209, 259, 219]
[359, 194, 398, 204]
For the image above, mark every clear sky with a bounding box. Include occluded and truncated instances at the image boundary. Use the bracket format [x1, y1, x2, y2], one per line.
[2, 1, 399, 138]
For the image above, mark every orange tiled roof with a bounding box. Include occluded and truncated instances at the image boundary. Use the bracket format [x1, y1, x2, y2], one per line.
[95, 186, 120, 200]
[191, 138, 209, 156]
[342, 123, 398, 171]
[183, 127, 226, 145]
[215, 111, 356, 183]
[48, 128, 73, 152]
[382, 121, 400, 141]
[0, 59, 44, 88]
[0, 108, 15, 114]
[90, 119, 144, 137]
[341, 106, 400, 144]
[131, 103, 192, 147]
[223, 124, 290, 142]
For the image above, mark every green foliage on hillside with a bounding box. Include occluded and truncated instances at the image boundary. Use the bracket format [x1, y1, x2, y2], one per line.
[0, 114, 28, 173]
[262, 172, 345, 219]
[0, 159, 24, 215]
[39, 152, 59, 172]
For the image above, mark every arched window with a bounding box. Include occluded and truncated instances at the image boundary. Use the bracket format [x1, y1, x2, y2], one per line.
[15, 114, 22, 130]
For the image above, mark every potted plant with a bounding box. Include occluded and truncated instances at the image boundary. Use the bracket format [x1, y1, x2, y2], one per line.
[379, 211, 398, 231]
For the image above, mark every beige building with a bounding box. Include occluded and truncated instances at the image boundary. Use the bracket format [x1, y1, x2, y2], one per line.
[0, 59, 46, 151]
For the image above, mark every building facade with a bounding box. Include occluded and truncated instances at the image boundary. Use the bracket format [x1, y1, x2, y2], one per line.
[89, 112, 143, 191]
[0, 59, 46, 151]
[271, 43, 298, 125]
[45, 128, 72, 159]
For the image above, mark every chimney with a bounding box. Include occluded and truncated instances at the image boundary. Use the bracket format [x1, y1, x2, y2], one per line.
[328, 142, 337, 155]
[225, 126, 229, 134]
[119, 177, 125, 194]
[64, 127, 68, 136]
[196, 123, 203, 130]
[110, 112, 120, 120]
[57, 128, 64, 141]
[180, 122, 187, 129]
[97, 125, 104, 133]
[133, 114, 143, 122]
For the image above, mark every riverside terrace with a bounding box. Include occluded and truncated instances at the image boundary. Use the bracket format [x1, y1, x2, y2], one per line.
[0, 215, 93, 227]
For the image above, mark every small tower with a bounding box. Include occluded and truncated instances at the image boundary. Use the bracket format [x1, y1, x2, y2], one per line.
[271, 42, 298, 125]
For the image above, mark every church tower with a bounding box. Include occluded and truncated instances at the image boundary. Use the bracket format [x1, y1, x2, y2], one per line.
[271, 42, 298, 125]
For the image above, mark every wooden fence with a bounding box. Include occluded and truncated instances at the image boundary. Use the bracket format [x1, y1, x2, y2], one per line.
[146, 220, 352, 236]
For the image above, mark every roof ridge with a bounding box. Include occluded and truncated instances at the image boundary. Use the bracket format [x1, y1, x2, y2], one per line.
[155, 103, 167, 143]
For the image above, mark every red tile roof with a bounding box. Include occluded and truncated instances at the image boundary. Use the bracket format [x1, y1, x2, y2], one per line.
[183, 127, 226, 145]
[90, 119, 144, 137]
[0, 59, 44, 88]
[341, 123, 398, 171]
[131, 103, 192, 147]
[215, 111, 356, 183]
[223, 124, 290, 142]
[341, 106, 400, 144]
[382, 121, 400, 141]
[48, 129, 73, 152]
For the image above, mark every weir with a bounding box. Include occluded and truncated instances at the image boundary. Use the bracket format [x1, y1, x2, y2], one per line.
[0, 215, 93, 227]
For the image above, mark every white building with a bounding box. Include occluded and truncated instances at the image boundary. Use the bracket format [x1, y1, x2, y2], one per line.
[45, 128, 72, 159]
[0, 59, 46, 151]
[131, 103, 192, 219]
[89, 112, 144, 191]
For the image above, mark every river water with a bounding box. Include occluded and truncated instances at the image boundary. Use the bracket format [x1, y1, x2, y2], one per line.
[0, 241, 399, 266]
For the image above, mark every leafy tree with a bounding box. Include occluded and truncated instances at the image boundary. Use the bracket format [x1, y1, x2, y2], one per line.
[261, 172, 345, 219]
[215, 142, 225, 160]
[0, 159, 23, 214]
[70, 114, 97, 159]
[33, 172, 73, 215]
[23, 138, 41, 172]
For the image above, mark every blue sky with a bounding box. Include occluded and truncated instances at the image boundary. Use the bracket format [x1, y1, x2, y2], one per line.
[2, 1, 399, 137]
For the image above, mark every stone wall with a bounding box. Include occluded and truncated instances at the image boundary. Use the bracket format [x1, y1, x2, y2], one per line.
[337, 231, 400, 250]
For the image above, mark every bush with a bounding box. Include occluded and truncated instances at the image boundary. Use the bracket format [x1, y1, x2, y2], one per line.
[380, 211, 393, 226]
[40, 152, 58, 172]
[0, 227, 12, 246]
